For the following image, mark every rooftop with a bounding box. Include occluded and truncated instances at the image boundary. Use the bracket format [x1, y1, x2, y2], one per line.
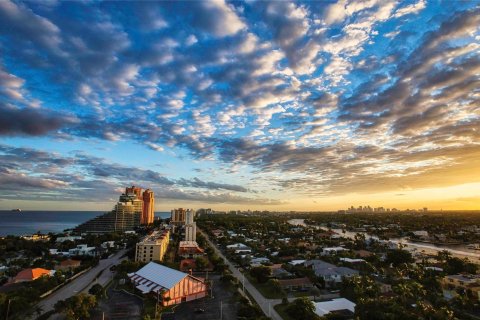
[314, 298, 356, 316]
[128, 262, 188, 291]
[14, 268, 52, 282]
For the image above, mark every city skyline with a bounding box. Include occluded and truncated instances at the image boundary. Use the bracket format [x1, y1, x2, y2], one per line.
[0, 1, 479, 211]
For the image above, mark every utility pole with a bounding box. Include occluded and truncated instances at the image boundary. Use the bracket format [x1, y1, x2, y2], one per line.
[5, 299, 11, 320]
[155, 289, 160, 319]
[242, 273, 245, 293]
[220, 301, 223, 320]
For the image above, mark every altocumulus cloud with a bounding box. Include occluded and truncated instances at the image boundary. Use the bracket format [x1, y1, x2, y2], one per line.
[0, 0, 478, 204]
[0, 145, 279, 204]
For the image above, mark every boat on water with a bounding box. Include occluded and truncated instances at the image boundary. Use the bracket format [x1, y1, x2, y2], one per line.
[11, 208, 22, 212]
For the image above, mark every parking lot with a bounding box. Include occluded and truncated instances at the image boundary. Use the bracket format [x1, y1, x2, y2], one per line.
[93, 286, 143, 320]
[170, 273, 238, 320]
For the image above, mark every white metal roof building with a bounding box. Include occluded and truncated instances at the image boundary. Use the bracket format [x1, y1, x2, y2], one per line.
[128, 262, 207, 306]
[314, 298, 356, 316]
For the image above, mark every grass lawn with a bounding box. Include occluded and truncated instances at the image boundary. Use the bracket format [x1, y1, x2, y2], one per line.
[291, 290, 312, 298]
[245, 274, 284, 299]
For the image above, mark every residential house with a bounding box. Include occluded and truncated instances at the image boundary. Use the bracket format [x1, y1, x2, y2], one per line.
[69, 244, 96, 256]
[442, 274, 480, 301]
[226, 243, 251, 254]
[314, 298, 356, 317]
[178, 241, 205, 259]
[278, 277, 313, 291]
[269, 264, 292, 279]
[305, 260, 359, 284]
[321, 247, 348, 256]
[250, 257, 270, 267]
[55, 259, 81, 271]
[12, 268, 54, 283]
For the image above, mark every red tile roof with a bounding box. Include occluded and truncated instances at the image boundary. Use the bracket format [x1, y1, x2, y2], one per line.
[180, 259, 196, 271]
[60, 259, 81, 267]
[278, 277, 313, 288]
[14, 268, 51, 282]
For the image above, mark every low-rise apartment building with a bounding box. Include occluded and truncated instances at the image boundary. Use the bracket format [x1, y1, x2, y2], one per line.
[135, 230, 170, 263]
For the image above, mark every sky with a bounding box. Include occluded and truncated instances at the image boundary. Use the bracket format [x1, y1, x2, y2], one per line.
[0, 0, 479, 212]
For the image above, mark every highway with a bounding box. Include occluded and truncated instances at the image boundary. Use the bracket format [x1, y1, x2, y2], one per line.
[36, 249, 127, 314]
[199, 229, 282, 320]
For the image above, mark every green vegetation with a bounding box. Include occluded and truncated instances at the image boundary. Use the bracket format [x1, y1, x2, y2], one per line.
[54, 293, 97, 320]
[386, 249, 414, 266]
[285, 297, 319, 320]
[249, 265, 271, 283]
[245, 274, 284, 299]
[199, 212, 480, 319]
[88, 283, 106, 299]
[195, 256, 209, 270]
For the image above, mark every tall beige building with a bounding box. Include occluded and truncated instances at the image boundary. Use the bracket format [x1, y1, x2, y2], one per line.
[75, 186, 153, 233]
[142, 189, 155, 225]
[170, 208, 187, 224]
[135, 230, 170, 263]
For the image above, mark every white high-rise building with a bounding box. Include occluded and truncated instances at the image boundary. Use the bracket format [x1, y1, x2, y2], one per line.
[186, 209, 194, 224]
[185, 224, 196, 241]
[185, 209, 196, 241]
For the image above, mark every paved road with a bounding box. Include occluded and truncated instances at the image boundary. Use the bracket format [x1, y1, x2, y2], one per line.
[37, 249, 128, 314]
[199, 229, 282, 320]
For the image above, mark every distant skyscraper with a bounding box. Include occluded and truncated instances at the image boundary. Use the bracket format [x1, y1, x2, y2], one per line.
[142, 189, 155, 225]
[74, 185, 154, 233]
[171, 208, 187, 225]
[126, 186, 142, 199]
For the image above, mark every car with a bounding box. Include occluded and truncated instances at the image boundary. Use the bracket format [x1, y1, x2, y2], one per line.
[194, 308, 205, 313]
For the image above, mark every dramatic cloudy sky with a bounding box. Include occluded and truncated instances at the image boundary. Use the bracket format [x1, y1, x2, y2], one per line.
[0, 0, 479, 211]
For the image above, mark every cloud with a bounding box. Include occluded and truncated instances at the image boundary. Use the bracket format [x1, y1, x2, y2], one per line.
[0, 103, 72, 136]
[322, 0, 378, 26]
[134, 3, 168, 31]
[0, 1, 478, 206]
[178, 177, 248, 192]
[0, 66, 25, 100]
[262, 2, 318, 74]
[158, 188, 285, 205]
[0, 173, 68, 190]
[393, 0, 426, 19]
[190, 0, 245, 37]
[0, 0, 62, 53]
[0, 144, 281, 205]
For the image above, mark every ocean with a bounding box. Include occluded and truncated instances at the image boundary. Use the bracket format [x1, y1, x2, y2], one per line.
[0, 211, 171, 236]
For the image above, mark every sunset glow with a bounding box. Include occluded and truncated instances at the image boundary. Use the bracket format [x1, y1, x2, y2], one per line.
[0, 1, 479, 211]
